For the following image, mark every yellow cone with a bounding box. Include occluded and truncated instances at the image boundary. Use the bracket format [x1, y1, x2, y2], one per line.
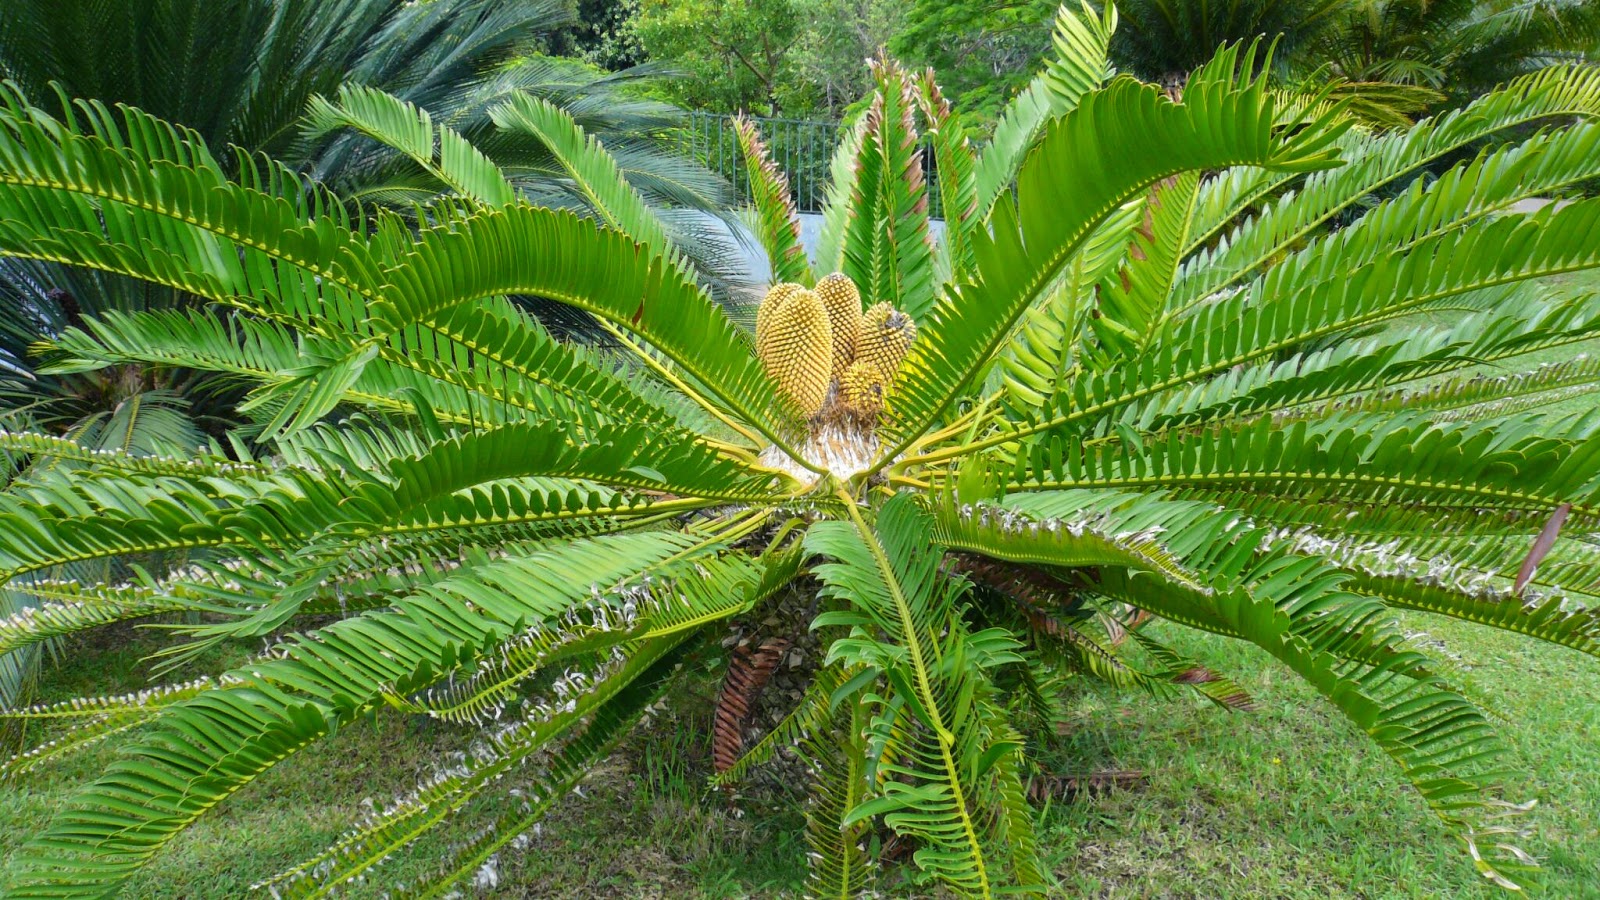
[755, 282, 807, 355]
[856, 302, 916, 381]
[813, 273, 862, 379]
[756, 288, 832, 416]
[839, 359, 887, 417]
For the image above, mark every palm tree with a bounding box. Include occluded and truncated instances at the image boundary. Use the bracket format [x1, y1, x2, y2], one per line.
[0, 0, 743, 743]
[1312, 0, 1600, 96]
[5, 4, 1600, 896]
[0, 0, 738, 445]
[1106, 0, 1347, 87]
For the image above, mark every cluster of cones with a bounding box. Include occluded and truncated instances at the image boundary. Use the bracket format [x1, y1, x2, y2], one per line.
[754, 273, 916, 423]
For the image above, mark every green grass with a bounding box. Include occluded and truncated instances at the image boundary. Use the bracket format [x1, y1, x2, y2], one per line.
[1039, 614, 1600, 898]
[4, 611, 1598, 898]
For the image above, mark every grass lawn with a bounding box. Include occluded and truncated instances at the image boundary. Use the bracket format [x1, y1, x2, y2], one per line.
[4, 609, 1597, 898]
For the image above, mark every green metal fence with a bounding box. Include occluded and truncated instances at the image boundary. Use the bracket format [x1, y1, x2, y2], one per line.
[687, 111, 945, 218]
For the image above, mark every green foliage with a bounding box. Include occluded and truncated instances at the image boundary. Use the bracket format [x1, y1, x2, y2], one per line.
[892, 0, 1061, 125]
[1109, 0, 1347, 83]
[2, 7, 1600, 897]
[1311, 0, 1600, 96]
[633, 0, 803, 114]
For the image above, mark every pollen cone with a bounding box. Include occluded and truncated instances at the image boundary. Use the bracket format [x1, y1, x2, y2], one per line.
[813, 273, 862, 379]
[756, 288, 832, 416]
[856, 302, 916, 382]
[839, 359, 887, 417]
[755, 282, 807, 355]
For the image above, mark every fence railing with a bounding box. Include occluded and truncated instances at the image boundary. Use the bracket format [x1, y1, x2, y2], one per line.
[686, 111, 945, 219]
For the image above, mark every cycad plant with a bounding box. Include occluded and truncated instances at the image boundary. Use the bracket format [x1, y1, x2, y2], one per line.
[4, 4, 1600, 896]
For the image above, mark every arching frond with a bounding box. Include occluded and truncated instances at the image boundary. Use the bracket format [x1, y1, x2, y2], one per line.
[4, 532, 727, 896]
[1171, 65, 1600, 309]
[973, 2, 1118, 221]
[489, 92, 684, 271]
[1010, 413, 1600, 528]
[884, 48, 1350, 461]
[306, 84, 516, 207]
[809, 495, 1042, 897]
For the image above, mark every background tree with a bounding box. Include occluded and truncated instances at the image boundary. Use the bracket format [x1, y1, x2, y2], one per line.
[547, 0, 649, 69]
[1106, 0, 1345, 86]
[891, 0, 1060, 124]
[787, 0, 910, 117]
[633, 0, 803, 113]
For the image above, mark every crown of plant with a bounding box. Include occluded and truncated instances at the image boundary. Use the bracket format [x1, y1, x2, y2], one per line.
[755, 274, 909, 429]
[4, 7, 1600, 900]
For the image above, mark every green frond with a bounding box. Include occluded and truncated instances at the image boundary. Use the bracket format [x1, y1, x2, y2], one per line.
[1, 710, 152, 781]
[400, 296, 689, 429]
[813, 117, 871, 278]
[0, 87, 387, 333]
[974, 2, 1118, 221]
[0, 577, 192, 655]
[1282, 123, 1600, 284]
[3, 23, 1599, 897]
[809, 495, 1042, 897]
[1286, 531, 1600, 657]
[376, 420, 776, 509]
[0, 481, 236, 582]
[401, 637, 694, 900]
[963, 491, 1427, 675]
[1032, 199, 1600, 441]
[883, 50, 1351, 462]
[1343, 353, 1600, 422]
[1, 671, 212, 721]
[1009, 413, 1600, 528]
[373, 204, 805, 447]
[798, 704, 873, 900]
[0, 428, 270, 479]
[263, 634, 696, 899]
[914, 71, 979, 279]
[489, 92, 684, 271]
[1101, 285, 1600, 437]
[732, 116, 811, 287]
[840, 58, 936, 320]
[46, 301, 682, 435]
[933, 490, 1212, 596]
[1128, 630, 1256, 711]
[1183, 164, 1304, 260]
[0, 676, 222, 779]
[996, 200, 1143, 416]
[1171, 65, 1600, 309]
[5, 532, 709, 896]
[1087, 171, 1200, 361]
[400, 543, 800, 725]
[306, 84, 516, 207]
